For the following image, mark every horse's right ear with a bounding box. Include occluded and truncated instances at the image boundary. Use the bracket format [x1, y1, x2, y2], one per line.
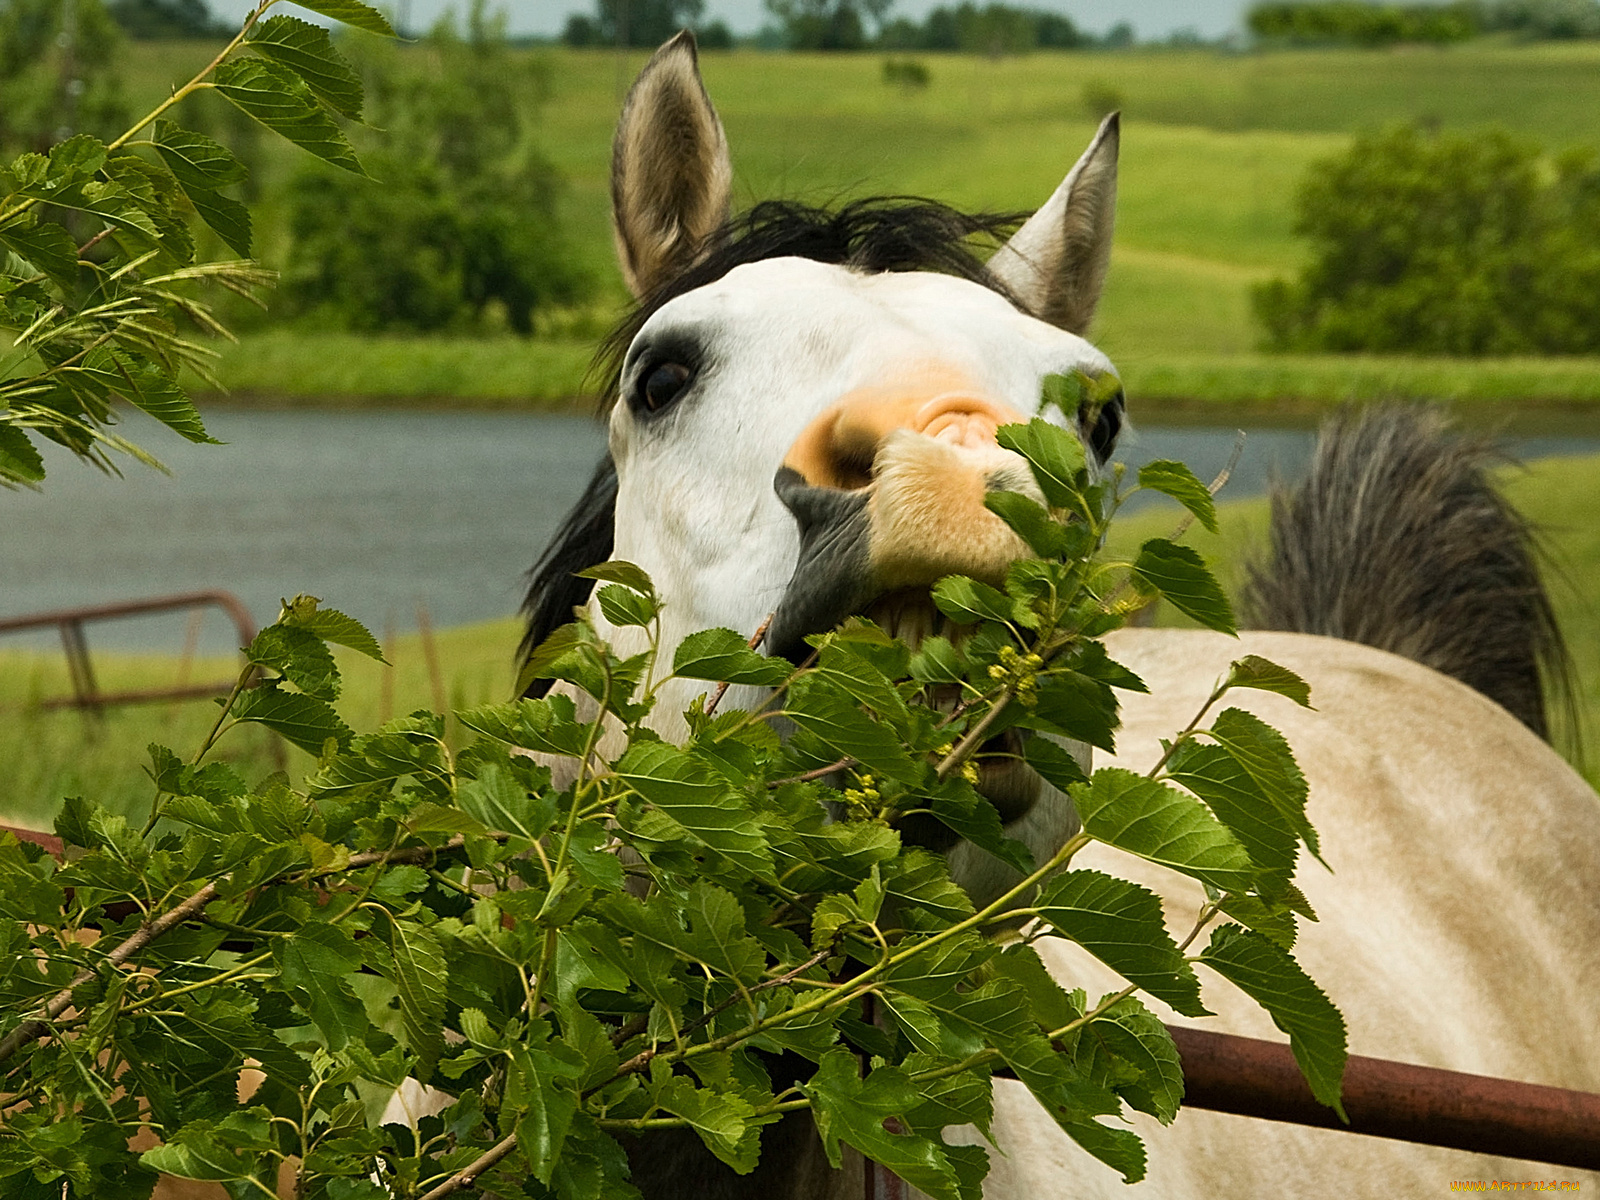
[987, 113, 1119, 335]
[611, 31, 733, 299]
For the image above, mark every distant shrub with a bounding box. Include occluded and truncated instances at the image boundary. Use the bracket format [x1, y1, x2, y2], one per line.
[877, 3, 1088, 52]
[697, 18, 735, 47]
[1480, 0, 1600, 37]
[284, 1, 587, 334]
[882, 55, 931, 87]
[1254, 124, 1600, 354]
[1081, 79, 1123, 118]
[1248, 2, 1479, 45]
[0, 0, 126, 154]
[107, 0, 231, 39]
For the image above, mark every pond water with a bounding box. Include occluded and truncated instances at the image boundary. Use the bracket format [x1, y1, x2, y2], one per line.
[2, 408, 1597, 653]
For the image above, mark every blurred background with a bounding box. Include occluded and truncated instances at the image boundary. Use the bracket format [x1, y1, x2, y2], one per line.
[2, 0, 1598, 814]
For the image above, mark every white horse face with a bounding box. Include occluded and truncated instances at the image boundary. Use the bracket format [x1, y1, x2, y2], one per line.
[607, 258, 1118, 682]
[530, 32, 1124, 901]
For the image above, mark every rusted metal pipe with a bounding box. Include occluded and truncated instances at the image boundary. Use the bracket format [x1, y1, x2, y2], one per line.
[1168, 1023, 1600, 1170]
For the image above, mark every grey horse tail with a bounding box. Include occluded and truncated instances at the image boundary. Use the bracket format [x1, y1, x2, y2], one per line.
[1241, 404, 1577, 746]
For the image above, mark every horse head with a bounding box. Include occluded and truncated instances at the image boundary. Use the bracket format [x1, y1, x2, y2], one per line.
[524, 32, 1125, 904]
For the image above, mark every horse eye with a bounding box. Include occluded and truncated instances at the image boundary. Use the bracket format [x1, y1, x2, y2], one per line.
[1082, 389, 1125, 462]
[640, 362, 693, 412]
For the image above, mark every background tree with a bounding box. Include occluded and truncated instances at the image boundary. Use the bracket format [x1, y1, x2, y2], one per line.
[1254, 124, 1600, 354]
[283, 0, 587, 335]
[766, 0, 892, 50]
[106, 0, 232, 39]
[0, 0, 127, 155]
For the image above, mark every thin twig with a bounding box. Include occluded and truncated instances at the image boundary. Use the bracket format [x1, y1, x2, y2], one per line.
[703, 612, 774, 717]
[76, 227, 117, 258]
[767, 757, 854, 788]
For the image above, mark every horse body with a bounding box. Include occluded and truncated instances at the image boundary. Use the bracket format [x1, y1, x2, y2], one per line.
[968, 628, 1600, 1197]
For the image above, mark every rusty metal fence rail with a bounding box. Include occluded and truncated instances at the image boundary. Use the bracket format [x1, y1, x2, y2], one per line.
[0, 589, 257, 711]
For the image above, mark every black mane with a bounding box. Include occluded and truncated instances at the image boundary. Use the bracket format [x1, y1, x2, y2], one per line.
[517, 197, 1027, 682]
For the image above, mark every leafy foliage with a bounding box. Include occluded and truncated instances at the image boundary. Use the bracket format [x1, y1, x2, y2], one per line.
[1247, 2, 1478, 46]
[281, 0, 588, 335]
[1254, 123, 1600, 354]
[0, 0, 395, 487]
[0, 418, 1346, 1197]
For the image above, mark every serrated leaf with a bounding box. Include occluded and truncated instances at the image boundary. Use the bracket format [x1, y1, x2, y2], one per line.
[282, 601, 386, 661]
[801, 1050, 962, 1200]
[109, 353, 218, 444]
[614, 742, 773, 879]
[388, 917, 448, 1081]
[1086, 998, 1184, 1124]
[249, 16, 364, 118]
[1034, 870, 1208, 1016]
[0, 425, 45, 486]
[214, 58, 363, 175]
[996, 419, 1087, 508]
[274, 921, 365, 1051]
[0, 219, 77, 287]
[785, 673, 921, 785]
[909, 635, 963, 685]
[1225, 655, 1313, 707]
[1072, 768, 1255, 893]
[153, 121, 252, 255]
[1200, 924, 1347, 1119]
[652, 1077, 760, 1172]
[1167, 741, 1297, 878]
[595, 582, 657, 628]
[456, 763, 556, 841]
[576, 559, 655, 597]
[931, 575, 1025, 627]
[984, 489, 1068, 557]
[1138, 460, 1218, 533]
[992, 944, 1083, 1032]
[1132, 538, 1236, 634]
[248, 623, 339, 700]
[1207, 707, 1320, 864]
[1023, 736, 1088, 792]
[289, 0, 397, 36]
[671, 627, 789, 687]
[994, 1029, 1145, 1181]
[230, 684, 352, 753]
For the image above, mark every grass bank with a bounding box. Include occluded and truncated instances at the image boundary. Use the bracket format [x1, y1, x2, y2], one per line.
[197, 333, 1600, 416]
[6, 454, 1594, 829]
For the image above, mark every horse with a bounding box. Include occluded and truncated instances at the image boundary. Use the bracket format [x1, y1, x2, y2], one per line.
[505, 32, 1600, 1200]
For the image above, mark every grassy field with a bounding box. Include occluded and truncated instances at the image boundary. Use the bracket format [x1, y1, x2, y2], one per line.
[6, 451, 1595, 829]
[115, 40, 1600, 408]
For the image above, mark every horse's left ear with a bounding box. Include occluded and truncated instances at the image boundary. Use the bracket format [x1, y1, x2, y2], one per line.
[988, 113, 1119, 334]
[611, 31, 733, 298]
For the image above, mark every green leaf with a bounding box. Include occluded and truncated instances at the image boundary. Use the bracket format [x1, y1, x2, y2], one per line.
[0, 218, 77, 288]
[274, 921, 365, 1051]
[1034, 870, 1208, 1017]
[0, 425, 45, 486]
[153, 121, 252, 256]
[1132, 539, 1236, 634]
[1225, 655, 1313, 708]
[456, 763, 556, 843]
[1199, 924, 1347, 1120]
[288, 0, 397, 36]
[229, 684, 352, 753]
[248, 624, 339, 700]
[1086, 998, 1184, 1124]
[214, 57, 364, 175]
[651, 1077, 760, 1172]
[1072, 768, 1255, 894]
[614, 742, 774, 879]
[909, 635, 964, 686]
[785, 673, 921, 785]
[596, 582, 657, 628]
[1166, 741, 1297, 878]
[1207, 707, 1320, 864]
[801, 1050, 962, 1200]
[108, 353, 217, 445]
[1137, 460, 1218, 533]
[671, 627, 789, 687]
[576, 559, 656, 597]
[931, 575, 1024, 627]
[281, 600, 386, 661]
[992, 944, 1083, 1032]
[387, 917, 448, 1080]
[1022, 736, 1088, 793]
[984, 489, 1068, 558]
[993, 1029, 1145, 1181]
[248, 16, 364, 118]
[995, 419, 1087, 508]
